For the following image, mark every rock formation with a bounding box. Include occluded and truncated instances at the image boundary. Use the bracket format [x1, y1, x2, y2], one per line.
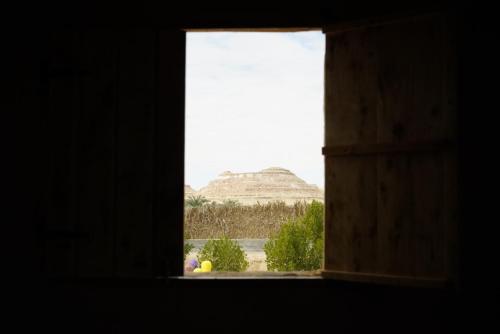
[184, 185, 196, 198]
[187, 167, 323, 205]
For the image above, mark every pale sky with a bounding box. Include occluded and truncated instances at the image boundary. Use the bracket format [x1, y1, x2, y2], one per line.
[185, 32, 325, 190]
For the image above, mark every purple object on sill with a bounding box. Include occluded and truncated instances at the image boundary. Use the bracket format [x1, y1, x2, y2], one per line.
[185, 258, 199, 272]
[188, 259, 198, 268]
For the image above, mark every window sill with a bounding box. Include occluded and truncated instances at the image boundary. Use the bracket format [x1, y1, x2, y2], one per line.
[172, 270, 323, 279]
[169, 270, 450, 288]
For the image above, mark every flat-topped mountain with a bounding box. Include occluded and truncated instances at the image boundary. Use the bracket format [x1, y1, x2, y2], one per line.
[186, 167, 323, 205]
[184, 185, 196, 197]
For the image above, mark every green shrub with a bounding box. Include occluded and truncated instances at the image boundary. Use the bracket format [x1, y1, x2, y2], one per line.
[264, 201, 324, 271]
[197, 237, 249, 272]
[184, 242, 195, 261]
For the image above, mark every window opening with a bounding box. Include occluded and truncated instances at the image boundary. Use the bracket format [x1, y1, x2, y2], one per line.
[184, 31, 325, 275]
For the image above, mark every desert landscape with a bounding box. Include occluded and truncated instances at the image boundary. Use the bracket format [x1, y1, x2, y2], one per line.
[184, 167, 323, 272]
[185, 167, 323, 205]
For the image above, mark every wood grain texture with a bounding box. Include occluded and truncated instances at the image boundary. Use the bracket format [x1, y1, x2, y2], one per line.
[324, 13, 457, 283]
[325, 156, 377, 273]
[322, 141, 453, 156]
[377, 155, 415, 276]
[374, 15, 447, 144]
[324, 29, 378, 147]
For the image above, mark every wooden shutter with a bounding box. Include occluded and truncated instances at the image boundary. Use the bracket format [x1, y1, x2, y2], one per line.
[322, 13, 457, 286]
[43, 29, 185, 278]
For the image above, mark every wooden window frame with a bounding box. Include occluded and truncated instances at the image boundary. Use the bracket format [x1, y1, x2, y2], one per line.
[165, 12, 457, 288]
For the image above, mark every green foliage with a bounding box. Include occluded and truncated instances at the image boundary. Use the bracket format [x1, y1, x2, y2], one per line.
[264, 201, 324, 271]
[185, 195, 209, 208]
[197, 237, 249, 272]
[184, 242, 195, 261]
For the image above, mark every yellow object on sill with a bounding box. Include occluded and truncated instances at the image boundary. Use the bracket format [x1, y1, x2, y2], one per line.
[201, 261, 212, 272]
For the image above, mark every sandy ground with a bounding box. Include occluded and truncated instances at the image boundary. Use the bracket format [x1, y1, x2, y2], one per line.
[186, 251, 267, 272]
[245, 251, 267, 271]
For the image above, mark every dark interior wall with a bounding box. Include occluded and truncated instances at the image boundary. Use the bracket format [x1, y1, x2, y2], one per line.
[456, 12, 498, 295]
[6, 2, 498, 333]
